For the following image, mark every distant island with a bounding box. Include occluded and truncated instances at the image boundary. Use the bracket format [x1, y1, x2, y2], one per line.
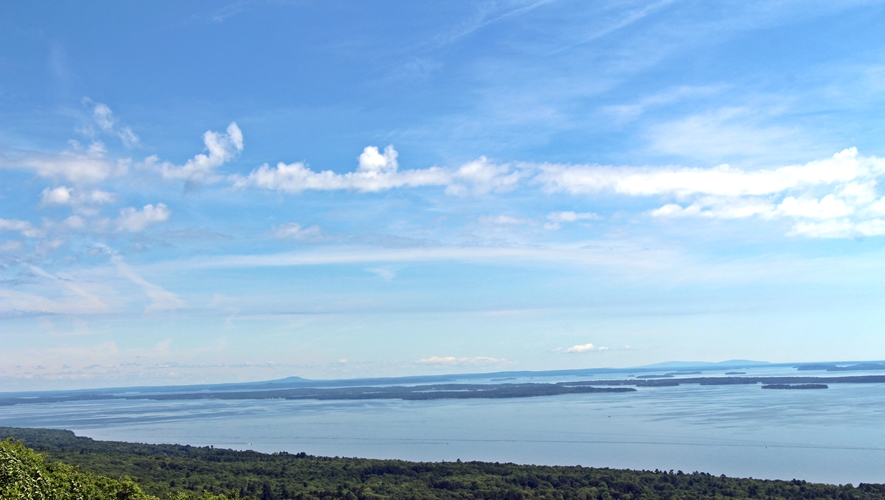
[761, 384, 828, 390]
[3, 373, 884, 406]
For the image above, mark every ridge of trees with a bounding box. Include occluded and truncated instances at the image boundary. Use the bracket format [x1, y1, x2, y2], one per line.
[2, 427, 884, 500]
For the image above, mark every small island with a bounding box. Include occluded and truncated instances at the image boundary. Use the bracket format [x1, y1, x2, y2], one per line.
[761, 384, 828, 390]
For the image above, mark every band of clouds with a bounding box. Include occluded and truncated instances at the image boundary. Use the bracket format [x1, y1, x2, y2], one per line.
[232, 139, 885, 238]
[7, 102, 885, 240]
[231, 145, 522, 195]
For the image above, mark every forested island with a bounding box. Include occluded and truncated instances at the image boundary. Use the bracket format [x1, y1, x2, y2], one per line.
[3, 427, 884, 500]
[761, 384, 828, 390]
[3, 374, 885, 407]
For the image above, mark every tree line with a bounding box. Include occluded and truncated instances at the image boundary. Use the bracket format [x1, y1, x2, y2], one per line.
[2, 427, 883, 500]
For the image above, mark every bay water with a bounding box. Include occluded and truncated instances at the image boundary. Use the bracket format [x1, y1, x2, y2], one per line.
[2, 380, 884, 485]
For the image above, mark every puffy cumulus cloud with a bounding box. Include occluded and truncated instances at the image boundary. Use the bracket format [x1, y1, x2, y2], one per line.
[41, 186, 71, 204]
[545, 211, 601, 229]
[115, 203, 171, 232]
[560, 343, 601, 353]
[148, 122, 243, 183]
[418, 356, 509, 365]
[358, 145, 398, 174]
[6, 141, 127, 184]
[233, 146, 522, 195]
[272, 222, 322, 240]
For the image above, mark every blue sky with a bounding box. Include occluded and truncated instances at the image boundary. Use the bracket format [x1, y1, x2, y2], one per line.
[3, 1, 885, 390]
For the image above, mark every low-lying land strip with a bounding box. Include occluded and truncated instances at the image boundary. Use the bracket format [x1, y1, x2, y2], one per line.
[3, 375, 885, 406]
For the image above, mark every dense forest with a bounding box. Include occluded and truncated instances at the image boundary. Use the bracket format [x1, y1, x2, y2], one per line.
[2, 427, 883, 500]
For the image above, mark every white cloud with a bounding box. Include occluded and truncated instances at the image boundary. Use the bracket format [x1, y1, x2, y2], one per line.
[98, 246, 186, 312]
[650, 198, 775, 219]
[86, 100, 140, 148]
[537, 148, 871, 197]
[115, 203, 171, 232]
[272, 222, 322, 240]
[532, 148, 885, 239]
[358, 145, 398, 173]
[92, 103, 115, 131]
[233, 146, 522, 195]
[60, 215, 86, 230]
[777, 194, 854, 219]
[840, 181, 878, 204]
[604, 85, 724, 122]
[789, 218, 885, 239]
[0, 219, 42, 238]
[561, 343, 599, 353]
[446, 157, 523, 195]
[0, 265, 109, 316]
[478, 215, 534, 225]
[233, 146, 885, 239]
[418, 356, 508, 365]
[0, 240, 23, 253]
[10, 141, 126, 183]
[547, 211, 601, 223]
[545, 211, 601, 229]
[41, 186, 115, 207]
[41, 186, 71, 204]
[81, 189, 115, 205]
[28, 265, 107, 312]
[366, 267, 397, 281]
[0, 288, 107, 315]
[151, 122, 243, 183]
[646, 107, 812, 162]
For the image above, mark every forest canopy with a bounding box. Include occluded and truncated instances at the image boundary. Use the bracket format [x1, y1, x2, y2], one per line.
[2, 427, 884, 500]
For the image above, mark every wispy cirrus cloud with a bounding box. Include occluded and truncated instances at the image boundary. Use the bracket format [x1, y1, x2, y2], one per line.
[272, 222, 322, 241]
[82, 99, 141, 148]
[2, 141, 127, 184]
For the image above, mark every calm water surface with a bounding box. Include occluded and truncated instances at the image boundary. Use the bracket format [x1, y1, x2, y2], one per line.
[2, 382, 884, 485]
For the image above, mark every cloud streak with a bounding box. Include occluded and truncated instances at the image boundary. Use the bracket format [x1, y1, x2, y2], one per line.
[233, 146, 522, 195]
